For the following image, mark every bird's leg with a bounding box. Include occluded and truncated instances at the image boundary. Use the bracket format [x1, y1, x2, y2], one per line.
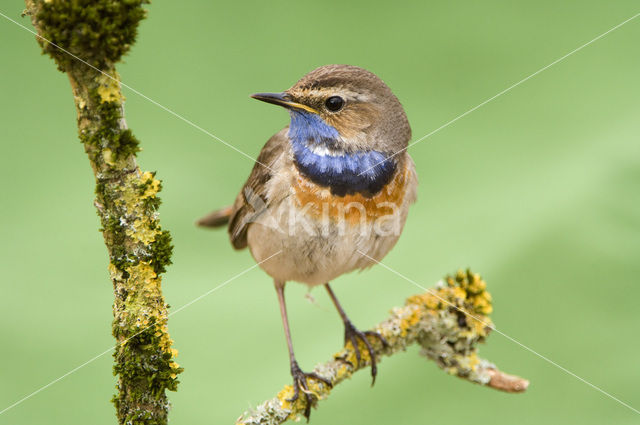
[274, 281, 332, 420]
[324, 283, 389, 385]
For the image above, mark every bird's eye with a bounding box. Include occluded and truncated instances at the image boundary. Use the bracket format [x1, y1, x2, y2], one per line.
[325, 96, 344, 112]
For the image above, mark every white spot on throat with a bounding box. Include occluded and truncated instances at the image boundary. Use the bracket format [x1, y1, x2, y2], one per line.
[305, 133, 370, 157]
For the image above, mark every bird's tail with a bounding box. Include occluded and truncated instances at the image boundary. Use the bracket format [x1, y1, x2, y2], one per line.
[196, 206, 232, 228]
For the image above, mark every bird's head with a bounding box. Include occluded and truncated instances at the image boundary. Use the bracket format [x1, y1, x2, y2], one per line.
[251, 64, 411, 155]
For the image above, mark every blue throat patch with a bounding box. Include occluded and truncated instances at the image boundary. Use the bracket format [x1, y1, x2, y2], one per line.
[288, 111, 396, 196]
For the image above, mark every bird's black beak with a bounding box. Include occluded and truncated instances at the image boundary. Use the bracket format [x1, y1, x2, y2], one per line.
[250, 92, 318, 114]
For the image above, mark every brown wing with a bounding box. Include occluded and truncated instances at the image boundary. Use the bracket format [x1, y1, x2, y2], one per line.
[226, 128, 288, 249]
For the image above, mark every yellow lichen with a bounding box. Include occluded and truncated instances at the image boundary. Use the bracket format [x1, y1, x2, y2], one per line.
[123, 262, 163, 313]
[469, 315, 492, 336]
[275, 373, 332, 420]
[342, 339, 373, 366]
[396, 305, 421, 337]
[407, 293, 439, 311]
[118, 173, 151, 206]
[140, 171, 160, 199]
[467, 273, 486, 294]
[467, 352, 480, 370]
[96, 73, 123, 103]
[277, 386, 294, 410]
[423, 294, 440, 310]
[452, 286, 467, 301]
[126, 217, 160, 245]
[473, 294, 493, 315]
[333, 361, 351, 380]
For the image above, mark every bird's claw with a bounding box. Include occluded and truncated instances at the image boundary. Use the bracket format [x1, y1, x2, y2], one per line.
[342, 321, 388, 385]
[288, 361, 332, 421]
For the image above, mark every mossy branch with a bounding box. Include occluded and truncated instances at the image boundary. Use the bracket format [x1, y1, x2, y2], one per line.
[238, 271, 529, 425]
[23, 1, 182, 424]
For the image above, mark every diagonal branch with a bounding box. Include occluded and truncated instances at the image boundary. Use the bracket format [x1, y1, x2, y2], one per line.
[237, 270, 528, 425]
[23, 1, 182, 424]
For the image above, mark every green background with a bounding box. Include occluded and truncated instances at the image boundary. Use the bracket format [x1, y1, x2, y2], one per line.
[1, 1, 639, 424]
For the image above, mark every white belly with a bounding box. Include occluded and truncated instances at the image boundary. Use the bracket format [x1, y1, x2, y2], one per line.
[246, 195, 410, 286]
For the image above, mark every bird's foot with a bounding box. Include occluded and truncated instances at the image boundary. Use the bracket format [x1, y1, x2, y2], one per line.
[288, 360, 332, 421]
[342, 320, 389, 385]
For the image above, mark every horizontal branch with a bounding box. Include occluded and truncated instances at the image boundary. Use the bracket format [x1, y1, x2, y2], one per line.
[237, 270, 528, 425]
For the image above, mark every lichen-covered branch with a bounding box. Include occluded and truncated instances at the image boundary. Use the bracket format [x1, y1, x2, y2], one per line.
[238, 271, 529, 425]
[23, 1, 182, 424]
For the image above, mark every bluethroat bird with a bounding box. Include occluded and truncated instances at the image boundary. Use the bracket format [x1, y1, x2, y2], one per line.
[198, 64, 417, 419]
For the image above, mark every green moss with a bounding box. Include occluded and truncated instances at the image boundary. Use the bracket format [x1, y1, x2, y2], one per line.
[149, 230, 173, 274]
[95, 181, 106, 201]
[80, 91, 141, 161]
[138, 172, 163, 211]
[143, 193, 162, 211]
[35, 0, 149, 71]
[95, 180, 117, 210]
[113, 128, 141, 159]
[112, 325, 180, 425]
